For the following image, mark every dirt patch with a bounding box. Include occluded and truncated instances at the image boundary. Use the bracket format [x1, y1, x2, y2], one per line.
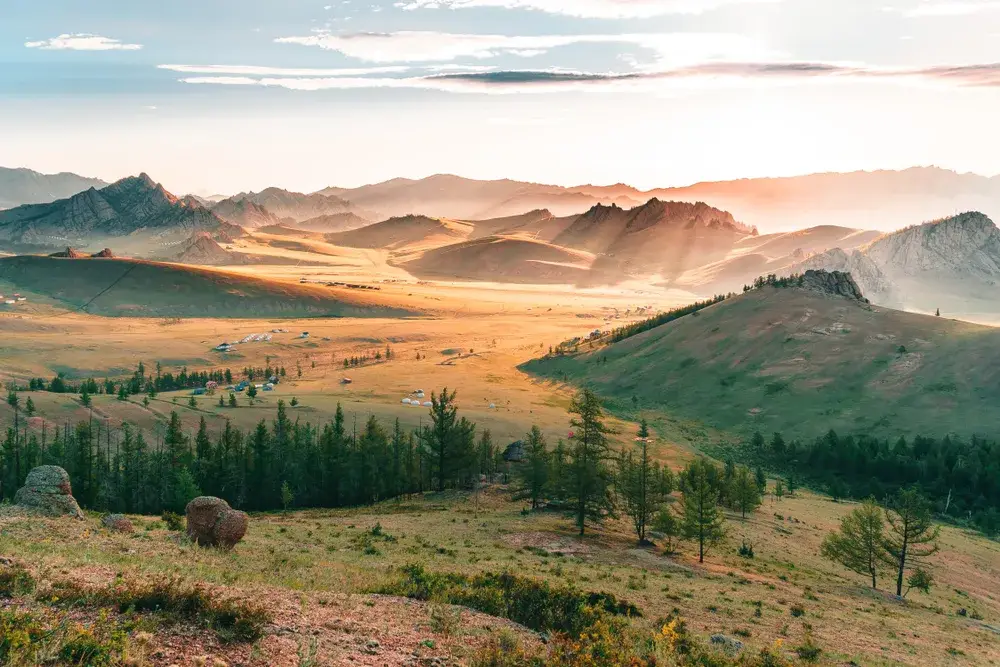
[506, 530, 594, 556]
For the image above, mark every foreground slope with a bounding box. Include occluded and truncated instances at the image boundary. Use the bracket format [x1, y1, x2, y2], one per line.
[0, 255, 414, 318]
[524, 280, 1000, 440]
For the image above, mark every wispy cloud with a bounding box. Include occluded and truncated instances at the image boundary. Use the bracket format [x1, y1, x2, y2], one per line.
[904, 1, 1000, 16]
[25, 33, 143, 51]
[393, 0, 780, 18]
[275, 31, 778, 66]
[158, 64, 410, 76]
[173, 61, 1000, 94]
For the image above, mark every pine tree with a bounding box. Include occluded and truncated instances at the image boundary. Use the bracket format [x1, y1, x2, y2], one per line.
[565, 389, 616, 536]
[419, 388, 474, 492]
[731, 465, 762, 519]
[24, 397, 36, 418]
[679, 458, 726, 563]
[885, 488, 940, 597]
[229, 392, 237, 408]
[653, 508, 680, 554]
[820, 497, 890, 589]
[281, 480, 294, 511]
[617, 421, 668, 544]
[514, 425, 549, 509]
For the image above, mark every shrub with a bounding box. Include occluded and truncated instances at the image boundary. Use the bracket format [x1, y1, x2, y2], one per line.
[795, 633, 822, 662]
[738, 540, 755, 559]
[44, 576, 270, 643]
[0, 608, 131, 666]
[790, 604, 805, 617]
[0, 561, 35, 598]
[375, 564, 639, 638]
[161, 511, 185, 531]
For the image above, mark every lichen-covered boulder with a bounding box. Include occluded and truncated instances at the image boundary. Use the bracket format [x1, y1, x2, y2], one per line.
[101, 513, 134, 533]
[185, 496, 248, 549]
[13, 466, 84, 519]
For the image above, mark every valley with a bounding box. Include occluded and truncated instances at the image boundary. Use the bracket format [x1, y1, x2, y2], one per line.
[2, 168, 1000, 667]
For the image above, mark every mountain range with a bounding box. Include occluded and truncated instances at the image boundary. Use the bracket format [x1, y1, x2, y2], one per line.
[0, 167, 107, 211]
[0, 174, 241, 254]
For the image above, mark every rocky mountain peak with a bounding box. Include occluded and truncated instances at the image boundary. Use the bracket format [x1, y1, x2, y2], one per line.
[864, 210, 1000, 277]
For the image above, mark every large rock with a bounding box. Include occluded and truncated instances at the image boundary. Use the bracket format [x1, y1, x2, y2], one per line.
[101, 513, 134, 533]
[13, 466, 84, 519]
[800, 269, 867, 302]
[185, 496, 248, 549]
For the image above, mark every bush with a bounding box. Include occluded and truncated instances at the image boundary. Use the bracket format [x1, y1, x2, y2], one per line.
[790, 604, 805, 618]
[44, 576, 270, 643]
[795, 633, 822, 662]
[375, 564, 639, 638]
[161, 510, 185, 531]
[0, 561, 35, 598]
[738, 540, 755, 559]
[0, 608, 130, 666]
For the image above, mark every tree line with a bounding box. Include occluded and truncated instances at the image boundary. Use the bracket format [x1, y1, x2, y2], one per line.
[746, 429, 1000, 535]
[0, 388, 506, 515]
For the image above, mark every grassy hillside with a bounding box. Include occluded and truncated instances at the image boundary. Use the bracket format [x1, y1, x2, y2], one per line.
[403, 236, 593, 284]
[0, 255, 415, 318]
[522, 286, 1000, 441]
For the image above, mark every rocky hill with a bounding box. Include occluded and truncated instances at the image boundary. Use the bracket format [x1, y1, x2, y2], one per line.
[794, 212, 1000, 320]
[211, 198, 285, 228]
[0, 167, 107, 210]
[0, 174, 241, 253]
[552, 199, 756, 282]
[226, 188, 363, 223]
[293, 212, 372, 233]
[798, 269, 866, 301]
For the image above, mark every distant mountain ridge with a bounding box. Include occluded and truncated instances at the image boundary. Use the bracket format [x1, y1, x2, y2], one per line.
[319, 167, 1000, 232]
[0, 167, 107, 210]
[225, 187, 371, 223]
[0, 174, 241, 254]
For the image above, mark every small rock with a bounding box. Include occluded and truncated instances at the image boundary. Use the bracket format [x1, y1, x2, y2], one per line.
[710, 634, 744, 655]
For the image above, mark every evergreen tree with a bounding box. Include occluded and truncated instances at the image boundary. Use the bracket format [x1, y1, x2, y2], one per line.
[653, 508, 680, 554]
[514, 425, 549, 509]
[885, 488, 940, 597]
[820, 497, 890, 589]
[24, 396, 36, 418]
[617, 422, 669, 544]
[565, 389, 616, 536]
[731, 465, 762, 519]
[420, 388, 475, 492]
[228, 392, 237, 408]
[679, 458, 726, 563]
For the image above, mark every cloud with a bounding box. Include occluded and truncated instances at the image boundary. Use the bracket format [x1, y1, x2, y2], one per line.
[275, 30, 779, 65]
[904, 1, 1000, 16]
[173, 61, 1000, 94]
[393, 0, 780, 18]
[158, 64, 410, 76]
[25, 33, 142, 51]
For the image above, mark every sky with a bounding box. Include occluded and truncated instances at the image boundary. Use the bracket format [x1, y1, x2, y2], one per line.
[1, 0, 999, 196]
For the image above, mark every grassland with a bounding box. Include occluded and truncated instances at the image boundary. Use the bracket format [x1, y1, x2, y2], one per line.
[1, 235, 998, 666]
[523, 286, 1000, 442]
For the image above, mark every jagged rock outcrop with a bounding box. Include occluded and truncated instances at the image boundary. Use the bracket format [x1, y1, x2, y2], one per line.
[211, 198, 285, 228]
[13, 466, 84, 519]
[91, 248, 114, 258]
[185, 496, 248, 549]
[792, 248, 892, 302]
[864, 212, 1000, 278]
[800, 269, 867, 301]
[49, 247, 88, 258]
[225, 187, 356, 222]
[172, 232, 235, 265]
[0, 173, 241, 250]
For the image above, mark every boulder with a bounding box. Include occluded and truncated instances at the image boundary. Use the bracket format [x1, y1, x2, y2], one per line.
[101, 513, 134, 533]
[710, 634, 744, 655]
[185, 496, 248, 549]
[13, 466, 84, 519]
[800, 269, 867, 302]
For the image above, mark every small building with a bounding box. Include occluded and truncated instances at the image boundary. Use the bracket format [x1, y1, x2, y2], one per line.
[503, 441, 526, 463]
[214, 342, 234, 352]
[300, 331, 310, 338]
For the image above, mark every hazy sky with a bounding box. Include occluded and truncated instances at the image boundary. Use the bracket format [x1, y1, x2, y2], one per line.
[2, 0, 999, 195]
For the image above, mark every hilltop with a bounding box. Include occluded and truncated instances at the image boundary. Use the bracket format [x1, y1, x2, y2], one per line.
[0, 255, 414, 318]
[403, 235, 592, 284]
[211, 198, 286, 228]
[523, 276, 1000, 440]
[0, 174, 241, 255]
[327, 214, 473, 251]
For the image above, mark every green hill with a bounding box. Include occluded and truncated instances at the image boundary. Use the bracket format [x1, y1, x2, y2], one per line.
[0, 255, 414, 318]
[522, 286, 1000, 441]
